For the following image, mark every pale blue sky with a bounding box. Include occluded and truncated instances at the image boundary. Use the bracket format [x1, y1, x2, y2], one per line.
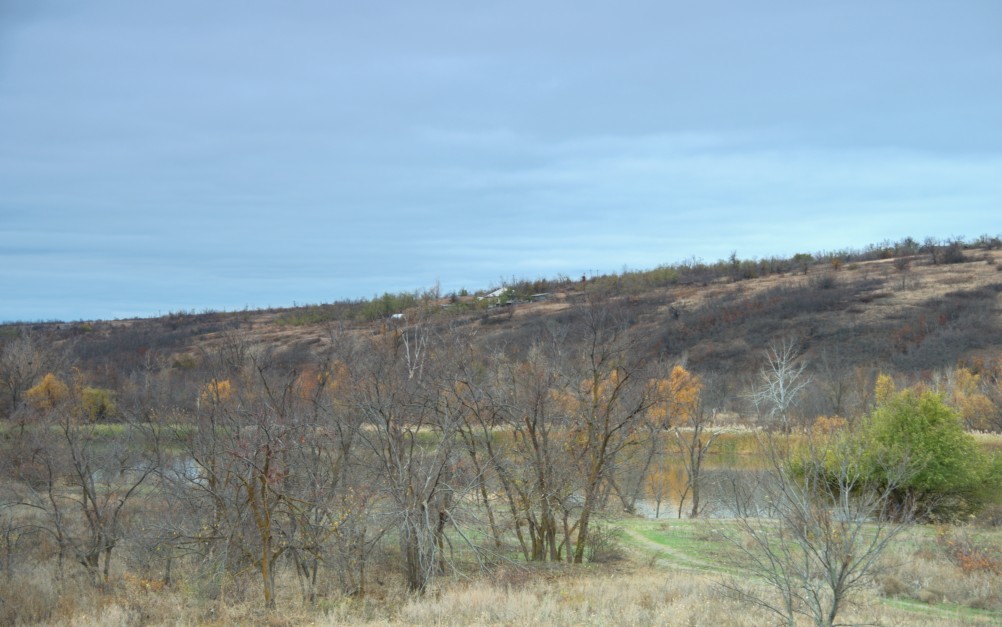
[2, 1, 1000, 321]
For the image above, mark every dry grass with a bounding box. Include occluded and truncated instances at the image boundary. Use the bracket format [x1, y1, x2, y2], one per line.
[322, 569, 766, 626]
[316, 566, 1000, 626]
[1, 564, 105, 626]
[4, 508, 1001, 626]
[877, 526, 1002, 615]
[6, 551, 998, 626]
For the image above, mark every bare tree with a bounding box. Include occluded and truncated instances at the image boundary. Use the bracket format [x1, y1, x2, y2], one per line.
[656, 367, 720, 519]
[496, 344, 578, 562]
[813, 347, 853, 419]
[892, 256, 911, 290]
[721, 435, 913, 627]
[749, 338, 811, 434]
[616, 411, 666, 515]
[615, 360, 683, 516]
[482, 300, 662, 566]
[673, 407, 718, 519]
[644, 452, 673, 519]
[557, 300, 660, 563]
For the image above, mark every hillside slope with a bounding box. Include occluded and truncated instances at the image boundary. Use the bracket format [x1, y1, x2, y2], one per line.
[7, 248, 1002, 390]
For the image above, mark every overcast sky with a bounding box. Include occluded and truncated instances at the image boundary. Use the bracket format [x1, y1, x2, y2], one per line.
[1, 1, 1000, 322]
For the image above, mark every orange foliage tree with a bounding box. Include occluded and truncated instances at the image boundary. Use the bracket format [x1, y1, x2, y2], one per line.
[944, 367, 995, 431]
[25, 372, 69, 411]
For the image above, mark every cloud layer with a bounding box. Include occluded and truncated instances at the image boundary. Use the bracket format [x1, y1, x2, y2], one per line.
[2, 1, 1000, 321]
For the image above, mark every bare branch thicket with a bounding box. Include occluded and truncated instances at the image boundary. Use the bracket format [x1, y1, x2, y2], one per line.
[284, 336, 377, 602]
[557, 299, 662, 564]
[118, 350, 194, 421]
[981, 366, 1002, 433]
[720, 435, 913, 627]
[448, 335, 515, 555]
[462, 300, 662, 567]
[171, 362, 283, 607]
[349, 322, 470, 594]
[0, 333, 63, 423]
[644, 451, 672, 519]
[168, 394, 246, 602]
[9, 389, 159, 587]
[0, 449, 57, 584]
[613, 415, 665, 516]
[495, 344, 578, 563]
[172, 337, 382, 608]
[157, 343, 305, 609]
[427, 328, 517, 577]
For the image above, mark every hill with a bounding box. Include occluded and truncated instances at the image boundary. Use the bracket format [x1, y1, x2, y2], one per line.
[3, 238, 1002, 425]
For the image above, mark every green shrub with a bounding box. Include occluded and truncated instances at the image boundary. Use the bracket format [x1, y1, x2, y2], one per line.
[859, 389, 997, 520]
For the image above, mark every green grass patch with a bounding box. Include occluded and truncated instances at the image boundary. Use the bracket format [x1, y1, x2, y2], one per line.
[616, 518, 738, 574]
[883, 596, 1002, 623]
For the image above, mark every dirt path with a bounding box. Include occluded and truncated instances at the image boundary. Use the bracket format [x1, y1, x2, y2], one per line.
[620, 526, 721, 573]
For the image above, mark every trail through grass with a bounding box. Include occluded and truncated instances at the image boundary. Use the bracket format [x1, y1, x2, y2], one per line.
[616, 516, 1002, 625]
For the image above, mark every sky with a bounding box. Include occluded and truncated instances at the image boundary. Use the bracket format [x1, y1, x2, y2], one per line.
[1, 1, 1000, 322]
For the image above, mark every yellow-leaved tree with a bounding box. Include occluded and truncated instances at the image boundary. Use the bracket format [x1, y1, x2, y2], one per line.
[25, 372, 69, 411]
[945, 367, 995, 431]
[649, 364, 703, 428]
[198, 378, 233, 407]
[874, 372, 896, 405]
